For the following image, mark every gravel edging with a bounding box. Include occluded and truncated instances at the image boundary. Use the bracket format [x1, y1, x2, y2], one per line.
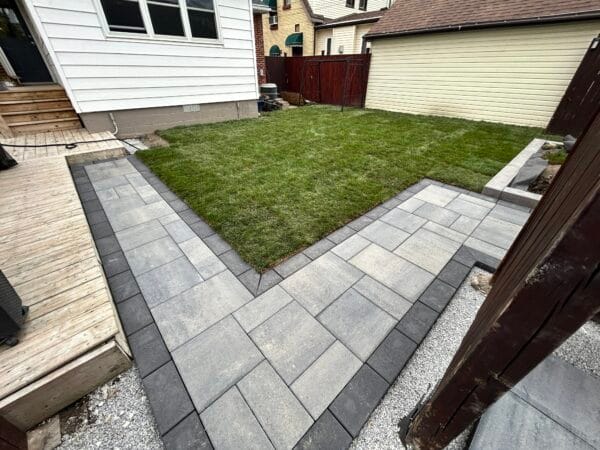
[352, 268, 600, 450]
[58, 366, 163, 450]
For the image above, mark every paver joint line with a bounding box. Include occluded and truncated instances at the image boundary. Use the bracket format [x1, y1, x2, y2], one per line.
[77, 156, 531, 449]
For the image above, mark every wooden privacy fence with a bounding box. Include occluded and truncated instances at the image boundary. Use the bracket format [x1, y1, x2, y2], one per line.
[405, 102, 600, 449]
[265, 54, 371, 108]
[546, 34, 600, 137]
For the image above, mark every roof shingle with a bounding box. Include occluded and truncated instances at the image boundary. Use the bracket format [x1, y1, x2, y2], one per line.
[368, 0, 600, 38]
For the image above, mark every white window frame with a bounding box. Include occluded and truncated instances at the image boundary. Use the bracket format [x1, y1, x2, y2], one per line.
[93, 0, 223, 46]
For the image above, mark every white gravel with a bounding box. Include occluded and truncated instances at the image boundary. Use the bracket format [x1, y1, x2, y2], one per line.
[352, 268, 488, 450]
[58, 366, 163, 450]
[352, 268, 600, 450]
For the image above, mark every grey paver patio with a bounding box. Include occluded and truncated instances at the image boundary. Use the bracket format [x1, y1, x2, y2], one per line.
[250, 301, 335, 384]
[173, 316, 263, 412]
[318, 289, 396, 361]
[201, 387, 274, 450]
[394, 228, 461, 274]
[291, 341, 362, 419]
[234, 285, 294, 332]
[350, 244, 435, 301]
[238, 361, 313, 449]
[85, 159, 532, 449]
[152, 270, 253, 350]
[280, 252, 363, 315]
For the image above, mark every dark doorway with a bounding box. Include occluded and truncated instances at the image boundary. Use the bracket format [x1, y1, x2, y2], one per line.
[292, 46, 302, 56]
[0, 0, 52, 83]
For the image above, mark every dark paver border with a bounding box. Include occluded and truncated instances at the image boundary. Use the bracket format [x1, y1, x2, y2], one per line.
[70, 160, 214, 450]
[71, 155, 507, 449]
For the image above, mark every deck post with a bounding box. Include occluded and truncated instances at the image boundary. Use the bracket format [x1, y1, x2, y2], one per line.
[0, 416, 27, 449]
[404, 107, 600, 450]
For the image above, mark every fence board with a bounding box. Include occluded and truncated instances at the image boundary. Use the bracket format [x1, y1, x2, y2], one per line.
[546, 35, 600, 136]
[405, 103, 600, 450]
[265, 54, 371, 107]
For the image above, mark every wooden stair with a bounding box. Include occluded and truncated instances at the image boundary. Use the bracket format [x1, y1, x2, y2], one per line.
[0, 85, 81, 136]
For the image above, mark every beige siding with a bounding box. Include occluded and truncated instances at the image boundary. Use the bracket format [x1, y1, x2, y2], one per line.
[333, 26, 355, 54]
[366, 21, 600, 127]
[310, 0, 389, 19]
[354, 23, 372, 53]
[315, 28, 332, 55]
[315, 22, 374, 55]
[263, 0, 314, 56]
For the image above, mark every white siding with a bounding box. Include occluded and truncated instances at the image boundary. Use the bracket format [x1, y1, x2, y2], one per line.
[366, 21, 600, 127]
[332, 26, 355, 54]
[315, 28, 332, 55]
[309, 0, 389, 20]
[24, 0, 259, 113]
[353, 23, 371, 53]
[315, 23, 373, 55]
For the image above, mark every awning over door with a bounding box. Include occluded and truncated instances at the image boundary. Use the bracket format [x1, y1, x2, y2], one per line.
[285, 32, 303, 47]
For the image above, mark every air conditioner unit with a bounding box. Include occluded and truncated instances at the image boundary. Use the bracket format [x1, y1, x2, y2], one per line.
[269, 15, 278, 26]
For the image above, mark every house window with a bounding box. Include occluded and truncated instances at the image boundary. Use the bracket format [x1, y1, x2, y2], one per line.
[345, 0, 355, 7]
[294, 24, 299, 32]
[147, 0, 184, 36]
[186, 0, 217, 39]
[283, 0, 291, 9]
[359, 0, 367, 10]
[98, 0, 219, 40]
[99, 0, 146, 33]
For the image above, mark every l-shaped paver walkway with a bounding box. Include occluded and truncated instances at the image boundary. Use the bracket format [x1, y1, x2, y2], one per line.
[73, 156, 531, 449]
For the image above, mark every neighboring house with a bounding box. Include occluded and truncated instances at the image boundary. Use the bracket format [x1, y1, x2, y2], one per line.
[253, 0, 270, 84]
[0, 0, 263, 136]
[264, 0, 390, 57]
[365, 0, 600, 127]
[314, 10, 383, 55]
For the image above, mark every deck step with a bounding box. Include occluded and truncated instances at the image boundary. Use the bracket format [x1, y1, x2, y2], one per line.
[4, 108, 77, 124]
[0, 86, 67, 101]
[10, 118, 82, 135]
[0, 99, 73, 113]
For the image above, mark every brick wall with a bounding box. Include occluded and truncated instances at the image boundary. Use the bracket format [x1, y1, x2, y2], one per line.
[254, 13, 267, 85]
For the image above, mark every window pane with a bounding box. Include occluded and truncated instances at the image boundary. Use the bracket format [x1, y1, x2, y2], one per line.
[188, 9, 217, 39]
[187, 0, 214, 10]
[100, 0, 146, 33]
[148, 3, 185, 36]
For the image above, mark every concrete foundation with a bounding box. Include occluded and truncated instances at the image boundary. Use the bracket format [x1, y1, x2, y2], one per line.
[80, 100, 259, 137]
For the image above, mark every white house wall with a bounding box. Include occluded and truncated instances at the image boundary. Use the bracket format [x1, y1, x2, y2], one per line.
[366, 21, 600, 127]
[24, 0, 259, 113]
[309, 0, 390, 20]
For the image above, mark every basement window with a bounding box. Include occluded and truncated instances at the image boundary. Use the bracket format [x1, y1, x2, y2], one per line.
[98, 0, 220, 42]
[99, 0, 146, 33]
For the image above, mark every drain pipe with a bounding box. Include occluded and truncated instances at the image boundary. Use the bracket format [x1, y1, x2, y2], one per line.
[109, 112, 119, 136]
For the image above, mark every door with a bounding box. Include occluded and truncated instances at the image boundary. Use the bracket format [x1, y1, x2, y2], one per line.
[0, 0, 52, 83]
[292, 46, 303, 56]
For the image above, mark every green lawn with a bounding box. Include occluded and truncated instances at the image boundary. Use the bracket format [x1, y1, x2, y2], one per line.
[137, 105, 546, 271]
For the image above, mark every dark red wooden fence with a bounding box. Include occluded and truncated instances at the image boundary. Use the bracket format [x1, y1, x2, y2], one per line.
[546, 35, 600, 137]
[265, 54, 371, 107]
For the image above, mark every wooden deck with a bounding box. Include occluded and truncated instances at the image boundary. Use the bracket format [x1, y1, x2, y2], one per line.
[0, 134, 131, 430]
[3, 129, 126, 164]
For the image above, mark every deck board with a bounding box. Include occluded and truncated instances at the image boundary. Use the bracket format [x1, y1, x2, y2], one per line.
[3, 129, 124, 163]
[0, 155, 129, 416]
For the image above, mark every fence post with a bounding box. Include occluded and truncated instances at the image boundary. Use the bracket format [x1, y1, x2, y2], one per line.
[404, 106, 600, 449]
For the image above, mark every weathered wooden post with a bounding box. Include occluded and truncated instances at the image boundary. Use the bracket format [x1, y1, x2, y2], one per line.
[404, 106, 600, 450]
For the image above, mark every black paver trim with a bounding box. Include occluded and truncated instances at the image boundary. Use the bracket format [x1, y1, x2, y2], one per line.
[71, 156, 504, 449]
[70, 160, 214, 450]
